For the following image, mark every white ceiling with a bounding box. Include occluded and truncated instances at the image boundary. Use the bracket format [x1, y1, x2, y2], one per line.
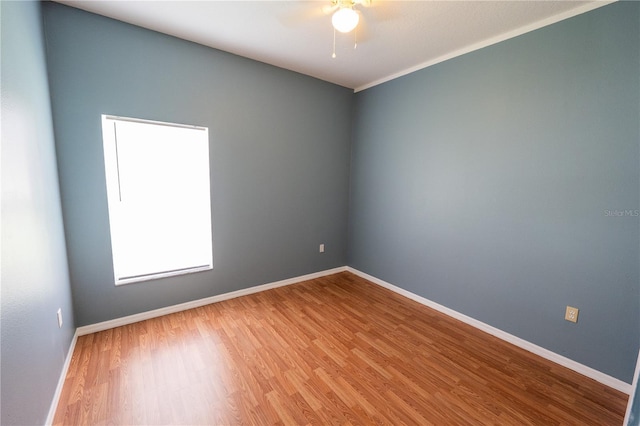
[55, 0, 612, 92]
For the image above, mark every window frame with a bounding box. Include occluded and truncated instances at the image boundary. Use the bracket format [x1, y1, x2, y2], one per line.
[101, 114, 213, 286]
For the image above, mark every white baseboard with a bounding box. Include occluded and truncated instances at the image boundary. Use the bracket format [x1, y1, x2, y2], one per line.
[45, 330, 78, 426]
[623, 349, 640, 425]
[346, 267, 632, 395]
[77, 266, 348, 336]
[49, 267, 346, 422]
[55, 263, 630, 425]
[48, 267, 346, 423]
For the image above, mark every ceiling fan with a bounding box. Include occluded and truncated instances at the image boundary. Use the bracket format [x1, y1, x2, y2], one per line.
[325, 0, 372, 34]
[324, 0, 372, 58]
[279, 0, 382, 58]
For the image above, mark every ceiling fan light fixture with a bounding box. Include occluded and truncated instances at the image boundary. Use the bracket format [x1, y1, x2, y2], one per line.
[332, 7, 359, 33]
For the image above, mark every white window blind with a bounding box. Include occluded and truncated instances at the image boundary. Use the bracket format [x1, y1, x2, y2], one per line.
[102, 115, 213, 285]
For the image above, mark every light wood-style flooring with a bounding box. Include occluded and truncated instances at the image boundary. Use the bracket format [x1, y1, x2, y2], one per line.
[53, 272, 628, 425]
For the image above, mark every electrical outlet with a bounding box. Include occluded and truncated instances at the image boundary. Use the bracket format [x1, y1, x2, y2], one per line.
[565, 306, 579, 323]
[57, 308, 63, 328]
[319, 244, 325, 253]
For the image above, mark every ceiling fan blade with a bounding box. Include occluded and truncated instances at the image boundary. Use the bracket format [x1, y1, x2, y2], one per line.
[322, 4, 339, 15]
[354, 0, 372, 7]
[360, 0, 399, 22]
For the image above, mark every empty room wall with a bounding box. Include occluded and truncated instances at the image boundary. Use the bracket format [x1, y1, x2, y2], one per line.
[348, 2, 639, 383]
[43, 3, 353, 327]
[0, 2, 76, 424]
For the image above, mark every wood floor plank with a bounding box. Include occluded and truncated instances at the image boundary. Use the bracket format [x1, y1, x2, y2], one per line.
[54, 272, 628, 425]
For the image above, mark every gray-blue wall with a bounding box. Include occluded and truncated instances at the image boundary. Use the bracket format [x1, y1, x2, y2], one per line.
[42, 3, 353, 327]
[348, 2, 639, 383]
[0, 1, 76, 424]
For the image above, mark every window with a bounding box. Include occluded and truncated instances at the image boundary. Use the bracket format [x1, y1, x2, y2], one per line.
[102, 115, 213, 285]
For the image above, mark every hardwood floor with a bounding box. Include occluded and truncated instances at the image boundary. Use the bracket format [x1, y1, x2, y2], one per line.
[53, 272, 628, 425]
